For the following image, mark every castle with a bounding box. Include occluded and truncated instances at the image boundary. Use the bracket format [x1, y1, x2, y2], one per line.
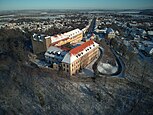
[32, 28, 99, 76]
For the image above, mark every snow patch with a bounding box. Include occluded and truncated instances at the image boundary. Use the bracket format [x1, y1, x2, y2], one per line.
[97, 63, 117, 74]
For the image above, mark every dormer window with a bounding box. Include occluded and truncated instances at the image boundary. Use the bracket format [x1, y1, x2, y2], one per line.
[53, 51, 56, 55]
[47, 51, 51, 54]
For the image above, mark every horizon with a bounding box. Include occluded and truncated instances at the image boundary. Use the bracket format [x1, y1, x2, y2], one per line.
[1, 8, 153, 12]
[0, 0, 153, 11]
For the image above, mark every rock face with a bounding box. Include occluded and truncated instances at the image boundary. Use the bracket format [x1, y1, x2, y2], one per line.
[0, 57, 153, 115]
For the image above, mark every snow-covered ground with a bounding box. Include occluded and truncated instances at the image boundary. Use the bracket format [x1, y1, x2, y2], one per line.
[97, 62, 117, 74]
[33, 59, 50, 68]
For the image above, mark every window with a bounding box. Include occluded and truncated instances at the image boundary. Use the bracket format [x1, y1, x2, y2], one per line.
[67, 69, 69, 72]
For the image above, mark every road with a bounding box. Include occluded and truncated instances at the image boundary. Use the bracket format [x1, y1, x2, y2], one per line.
[86, 18, 125, 78]
[85, 17, 96, 39]
[92, 42, 125, 78]
[110, 47, 125, 77]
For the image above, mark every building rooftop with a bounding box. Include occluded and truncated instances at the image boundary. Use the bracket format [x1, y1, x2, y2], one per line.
[45, 46, 67, 62]
[64, 28, 82, 38]
[32, 28, 82, 44]
[62, 40, 99, 64]
[70, 40, 94, 55]
[51, 28, 82, 44]
[106, 28, 114, 34]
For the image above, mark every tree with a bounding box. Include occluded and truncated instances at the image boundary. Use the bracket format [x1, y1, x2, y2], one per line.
[119, 44, 127, 56]
[0, 28, 27, 61]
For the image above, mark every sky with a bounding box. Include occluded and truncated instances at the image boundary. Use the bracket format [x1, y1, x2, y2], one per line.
[0, 0, 153, 11]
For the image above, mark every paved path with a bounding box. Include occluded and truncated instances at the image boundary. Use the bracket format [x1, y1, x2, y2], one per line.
[110, 48, 125, 78]
[93, 45, 125, 78]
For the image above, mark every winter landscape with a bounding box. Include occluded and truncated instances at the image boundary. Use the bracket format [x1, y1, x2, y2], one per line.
[0, 0, 153, 115]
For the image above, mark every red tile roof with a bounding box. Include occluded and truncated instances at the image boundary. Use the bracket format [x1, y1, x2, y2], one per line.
[57, 46, 71, 51]
[70, 40, 94, 56]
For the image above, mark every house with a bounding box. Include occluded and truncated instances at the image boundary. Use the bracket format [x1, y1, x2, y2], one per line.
[106, 28, 115, 39]
[148, 31, 153, 36]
